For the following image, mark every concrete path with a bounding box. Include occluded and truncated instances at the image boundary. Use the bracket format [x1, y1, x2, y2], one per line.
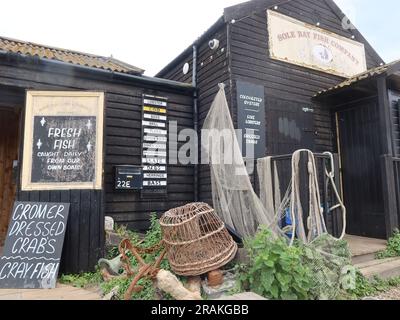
[345, 235, 386, 257]
[0, 284, 102, 300]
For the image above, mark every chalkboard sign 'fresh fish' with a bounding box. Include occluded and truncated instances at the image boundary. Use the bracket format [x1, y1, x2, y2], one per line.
[21, 91, 104, 191]
[0, 202, 70, 289]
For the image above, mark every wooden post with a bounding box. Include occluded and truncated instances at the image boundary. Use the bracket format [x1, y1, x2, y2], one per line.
[333, 153, 344, 238]
[381, 155, 399, 238]
[377, 76, 394, 156]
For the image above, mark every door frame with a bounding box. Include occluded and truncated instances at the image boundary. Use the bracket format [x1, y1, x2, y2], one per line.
[0, 107, 23, 245]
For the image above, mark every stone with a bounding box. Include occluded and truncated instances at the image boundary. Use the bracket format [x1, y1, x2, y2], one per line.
[215, 292, 267, 300]
[105, 216, 114, 232]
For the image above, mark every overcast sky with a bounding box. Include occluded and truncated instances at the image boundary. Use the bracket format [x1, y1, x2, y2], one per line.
[1, 0, 399, 75]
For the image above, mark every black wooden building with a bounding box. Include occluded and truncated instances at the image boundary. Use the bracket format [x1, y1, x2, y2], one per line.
[1, 0, 399, 275]
[157, 0, 399, 240]
[315, 61, 400, 239]
[0, 36, 195, 273]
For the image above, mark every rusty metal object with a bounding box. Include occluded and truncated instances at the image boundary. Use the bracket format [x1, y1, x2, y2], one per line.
[160, 203, 238, 276]
[118, 239, 166, 300]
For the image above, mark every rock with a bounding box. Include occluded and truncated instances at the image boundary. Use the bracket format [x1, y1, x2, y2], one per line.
[215, 292, 267, 300]
[102, 286, 120, 300]
[155, 270, 202, 300]
[185, 276, 202, 296]
[105, 216, 115, 232]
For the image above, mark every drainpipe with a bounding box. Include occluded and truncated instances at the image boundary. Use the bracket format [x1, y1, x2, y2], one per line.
[192, 44, 199, 202]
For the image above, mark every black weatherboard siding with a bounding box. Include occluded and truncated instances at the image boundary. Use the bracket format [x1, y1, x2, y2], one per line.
[0, 52, 194, 273]
[157, 0, 383, 206]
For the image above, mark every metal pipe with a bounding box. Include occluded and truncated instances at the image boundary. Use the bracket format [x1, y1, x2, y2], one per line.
[192, 44, 199, 202]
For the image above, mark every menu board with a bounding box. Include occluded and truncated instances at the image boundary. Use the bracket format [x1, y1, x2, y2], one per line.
[0, 202, 70, 289]
[236, 81, 266, 159]
[31, 116, 96, 183]
[21, 91, 104, 191]
[141, 95, 168, 197]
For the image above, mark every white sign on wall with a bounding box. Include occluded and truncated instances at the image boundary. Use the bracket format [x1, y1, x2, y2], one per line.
[267, 10, 367, 78]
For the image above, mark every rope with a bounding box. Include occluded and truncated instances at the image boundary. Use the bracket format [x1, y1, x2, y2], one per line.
[323, 152, 347, 240]
[258, 149, 346, 246]
[290, 149, 327, 245]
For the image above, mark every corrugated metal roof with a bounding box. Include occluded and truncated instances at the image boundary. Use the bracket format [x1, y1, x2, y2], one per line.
[0, 36, 144, 75]
[315, 60, 400, 97]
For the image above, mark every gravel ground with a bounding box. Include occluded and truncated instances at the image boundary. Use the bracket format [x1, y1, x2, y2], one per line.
[365, 287, 400, 300]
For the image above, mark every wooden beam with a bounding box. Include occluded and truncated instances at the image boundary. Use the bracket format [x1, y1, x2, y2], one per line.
[381, 155, 399, 237]
[377, 76, 394, 156]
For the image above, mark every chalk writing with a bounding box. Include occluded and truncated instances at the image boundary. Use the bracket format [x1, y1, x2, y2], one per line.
[0, 202, 70, 289]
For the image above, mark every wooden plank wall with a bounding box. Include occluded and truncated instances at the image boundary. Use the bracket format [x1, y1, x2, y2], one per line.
[158, 0, 383, 207]
[0, 109, 20, 246]
[104, 90, 194, 230]
[229, 0, 382, 154]
[0, 56, 194, 272]
[389, 90, 400, 156]
[160, 27, 230, 205]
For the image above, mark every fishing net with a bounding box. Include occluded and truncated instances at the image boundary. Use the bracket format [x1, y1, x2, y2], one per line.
[302, 234, 352, 300]
[201, 84, 280, 238]
[202, 84, 351, 299]
[257, 151, 350, 300]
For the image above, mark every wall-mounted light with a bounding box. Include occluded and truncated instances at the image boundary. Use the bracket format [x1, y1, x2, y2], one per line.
[351, 35, 355, 39]
[182, 62, 190, 75]
[231, 19, 236, 24]
[316, 22, 321, 27]
[274, 6, 278, 10]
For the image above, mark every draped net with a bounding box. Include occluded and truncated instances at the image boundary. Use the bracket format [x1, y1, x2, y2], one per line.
[201, 84, 352, 300]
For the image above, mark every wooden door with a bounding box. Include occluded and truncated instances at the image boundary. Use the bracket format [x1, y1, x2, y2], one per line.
[337, 100, 386, 239]
[0, 109, 20, 246]
[266, 97, 315, 155]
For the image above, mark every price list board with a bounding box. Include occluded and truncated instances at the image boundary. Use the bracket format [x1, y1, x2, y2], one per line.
[141, 94, 168, 198]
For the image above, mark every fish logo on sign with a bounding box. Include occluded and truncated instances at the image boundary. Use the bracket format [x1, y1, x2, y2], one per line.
[313, 45, 333, 65]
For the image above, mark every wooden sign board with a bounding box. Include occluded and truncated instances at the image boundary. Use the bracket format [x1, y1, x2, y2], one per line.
[21, 91, 104, 191]
[267, 10, 367, 78]
[0, 202, 70, 289]
[141, 94, 168, 198]
[236, 81, 266, 159]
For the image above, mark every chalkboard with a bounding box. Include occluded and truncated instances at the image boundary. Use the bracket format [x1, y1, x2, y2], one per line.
[0, 202, 70, 289]
[31, 116, 96, 183]
[236, 81, 266, 159]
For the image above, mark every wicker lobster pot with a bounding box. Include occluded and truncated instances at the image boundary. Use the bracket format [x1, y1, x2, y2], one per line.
[160, 203, 238, 276]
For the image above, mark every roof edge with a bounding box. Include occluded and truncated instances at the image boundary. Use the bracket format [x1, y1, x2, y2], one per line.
[0, 50, 194, 92]
[0, 35, 145, 75]
[323, 0, 384, 66]
[156, 16, 225, 78]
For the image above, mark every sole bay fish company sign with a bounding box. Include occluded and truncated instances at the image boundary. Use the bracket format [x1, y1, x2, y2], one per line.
[0, 202, 70, 289]
[267, 10, 367, 78]
[21, 91, 104, 191]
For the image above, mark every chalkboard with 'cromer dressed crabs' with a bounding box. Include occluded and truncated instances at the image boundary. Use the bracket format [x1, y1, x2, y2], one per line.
[0, 202, 70, 289]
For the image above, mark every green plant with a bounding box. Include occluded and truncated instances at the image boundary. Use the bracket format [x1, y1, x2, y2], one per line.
[59, 272, 102, 289]
[236, 226, 313, 300]
[376, 229, 400, 259]
[100, 213, 171, 300]
[59, 214, 171, 300]
[346, 271, 400, 299]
